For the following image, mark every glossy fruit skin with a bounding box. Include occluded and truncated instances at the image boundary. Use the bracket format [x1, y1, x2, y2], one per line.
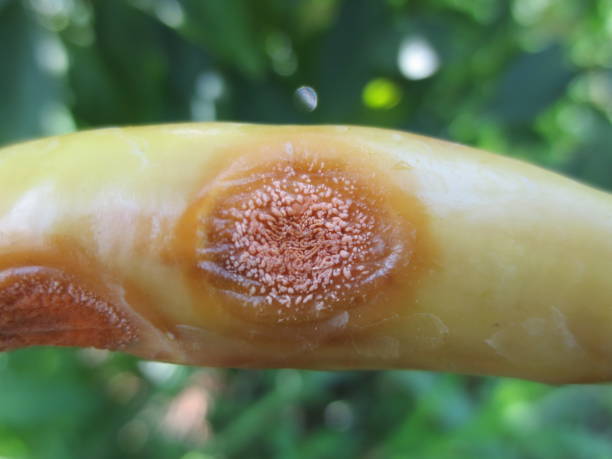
[1, 123, 612, 383]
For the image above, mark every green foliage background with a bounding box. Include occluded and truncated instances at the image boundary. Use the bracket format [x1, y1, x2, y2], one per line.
[1, 0, 612, 458]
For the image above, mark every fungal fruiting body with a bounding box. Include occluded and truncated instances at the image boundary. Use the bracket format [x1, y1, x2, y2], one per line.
[1, 124, 612, 383]
[197, 157, 402, 324]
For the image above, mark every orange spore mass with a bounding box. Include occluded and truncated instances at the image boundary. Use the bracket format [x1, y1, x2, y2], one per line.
[197, 157, 406, 323]
[0, 266, 134, 351]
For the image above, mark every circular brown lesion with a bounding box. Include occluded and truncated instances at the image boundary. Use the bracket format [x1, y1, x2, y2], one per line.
[197, 158, 407, 324]
[173, 136, 425, 335]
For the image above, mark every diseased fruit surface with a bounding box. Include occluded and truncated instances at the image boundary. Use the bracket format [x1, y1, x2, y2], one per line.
[4, 123, 612, 381]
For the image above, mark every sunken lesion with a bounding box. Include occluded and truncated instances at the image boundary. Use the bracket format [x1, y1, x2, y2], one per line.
[0, 263, 136, 352]
[175, 135, 426, 333]
[197, 158, 406, 324]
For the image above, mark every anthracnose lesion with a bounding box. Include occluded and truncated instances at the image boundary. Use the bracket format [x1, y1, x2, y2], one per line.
[196, 157, 408, 324]
[0, 265, 135, 351]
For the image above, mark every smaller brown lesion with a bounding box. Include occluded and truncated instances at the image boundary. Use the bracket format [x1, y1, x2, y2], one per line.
[0, 265, 135, 352]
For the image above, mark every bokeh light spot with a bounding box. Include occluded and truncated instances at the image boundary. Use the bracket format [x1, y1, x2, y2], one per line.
[512, 0, 551, 25]
[191, 71, 225, 121]
[397, 37, 440, 80]
[40, 102, 76, 136]
[138, 361, 180, 385]
[267, 32, 298, 76]
[154, 0, 184, 28]
[181, 452, 215, 459]
[362, 78, 402, 109]
[324, 400, 354, 431]
[35, 35, 69, 76]
[294, 85, 318, 111]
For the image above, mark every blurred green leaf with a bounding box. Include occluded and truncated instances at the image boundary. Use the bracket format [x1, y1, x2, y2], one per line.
[177, 0, 266, 79]
[0, 2, 68, 145]
[489, 45, 575, 124]
[0, 373, 98, 426]
[564, 112, 612, 189]
[71, 0, 169, 125]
